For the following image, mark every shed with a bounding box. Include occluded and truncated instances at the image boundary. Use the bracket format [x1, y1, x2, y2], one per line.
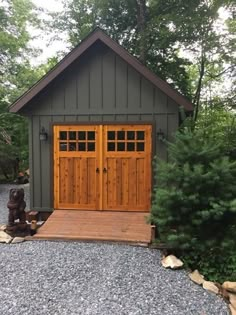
[10, 28, 193, 243]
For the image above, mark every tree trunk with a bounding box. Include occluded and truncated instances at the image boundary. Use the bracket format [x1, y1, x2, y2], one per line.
[136, 0, 147, 64]
[193, 48, 206, 122]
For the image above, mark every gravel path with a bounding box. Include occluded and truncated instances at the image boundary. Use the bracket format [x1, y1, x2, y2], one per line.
[0, 184, 230, 315]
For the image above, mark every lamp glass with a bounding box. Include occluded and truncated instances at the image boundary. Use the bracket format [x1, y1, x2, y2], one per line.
[39, 128, 47, 141]
[157, 129, 165, 141]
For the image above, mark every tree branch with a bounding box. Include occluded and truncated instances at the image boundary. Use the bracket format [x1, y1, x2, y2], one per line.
[206, 65, 236, 79]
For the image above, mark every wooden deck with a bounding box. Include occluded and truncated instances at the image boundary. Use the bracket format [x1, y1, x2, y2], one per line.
[33, 210, 152, 244]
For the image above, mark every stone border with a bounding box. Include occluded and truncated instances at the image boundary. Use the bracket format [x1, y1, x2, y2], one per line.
[189, 270, 236, 314]
[161, 254, 234, 315]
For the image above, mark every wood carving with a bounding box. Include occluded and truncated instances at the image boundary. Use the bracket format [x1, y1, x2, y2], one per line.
[7, 188, 26, 227]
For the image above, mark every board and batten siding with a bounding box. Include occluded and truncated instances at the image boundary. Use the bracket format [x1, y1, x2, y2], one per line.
[24, 44, 179, 211]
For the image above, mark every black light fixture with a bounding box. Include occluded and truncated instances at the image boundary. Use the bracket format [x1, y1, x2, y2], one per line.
[157, 128, 165, 142]
[39, 127, 48, 141]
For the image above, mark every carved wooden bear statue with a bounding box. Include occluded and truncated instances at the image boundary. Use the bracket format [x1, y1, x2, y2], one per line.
[7, 188, 26, 226]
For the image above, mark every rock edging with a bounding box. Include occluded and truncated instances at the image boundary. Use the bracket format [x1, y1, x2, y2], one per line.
[188, 270, 236, 315]
[0, 228, 25, 244]
[161, 255, 234, 315]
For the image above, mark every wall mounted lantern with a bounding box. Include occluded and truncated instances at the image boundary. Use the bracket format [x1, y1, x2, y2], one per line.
[39, 127, 48, 141]
[157, 129, 165, 142]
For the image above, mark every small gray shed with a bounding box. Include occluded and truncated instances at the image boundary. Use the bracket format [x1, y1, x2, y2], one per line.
[10, 28, 193, 215]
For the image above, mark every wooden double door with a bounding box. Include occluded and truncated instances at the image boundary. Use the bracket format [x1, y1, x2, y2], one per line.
[54, 124, 152, 211]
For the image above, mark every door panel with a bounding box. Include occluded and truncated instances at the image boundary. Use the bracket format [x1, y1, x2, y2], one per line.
[54, 125, 99, 210]
[103, 156, 150, 210]
[54, 124, 152, 212]
[102, 125, 152, 211]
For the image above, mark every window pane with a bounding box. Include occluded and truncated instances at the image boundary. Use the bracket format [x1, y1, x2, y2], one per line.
[88, 142, 95, 151]
[108, 131, 115, 140]
[69, 143, 76, 151]
[117, 142, 125, 151]
[137, 131, 145, 140]
[107, 142, 115, 151]
[69, 131, 76, 140]
[127, 131, 135, 140]
[117, 131, 125, 140]
[137, 142, 145, 151]
[60, 143, 67, 151]
[78, 131, 86, 140]
[88, 131, 95, 140]
[78, 142, 86, 151]
[60, 131, 67, 140]
[127, 142, 135, 151]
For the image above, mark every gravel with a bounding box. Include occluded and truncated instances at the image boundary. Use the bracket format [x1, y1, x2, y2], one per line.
[0, 184, 230, 315]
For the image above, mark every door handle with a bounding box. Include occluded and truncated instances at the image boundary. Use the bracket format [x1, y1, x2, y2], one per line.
[96, 168, 99, 173]
[103, 168, 107, 173]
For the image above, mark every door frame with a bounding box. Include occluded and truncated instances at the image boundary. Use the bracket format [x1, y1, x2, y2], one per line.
[51, 121, 156, 211]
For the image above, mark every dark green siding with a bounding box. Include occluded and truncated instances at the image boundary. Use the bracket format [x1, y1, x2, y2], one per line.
[24, 44, 179, 211]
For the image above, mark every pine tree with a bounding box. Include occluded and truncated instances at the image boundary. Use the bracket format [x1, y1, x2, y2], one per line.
[151, 123, 236, 280]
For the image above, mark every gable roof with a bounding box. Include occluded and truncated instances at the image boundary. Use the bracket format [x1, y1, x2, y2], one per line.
[10, 28, 193, 113]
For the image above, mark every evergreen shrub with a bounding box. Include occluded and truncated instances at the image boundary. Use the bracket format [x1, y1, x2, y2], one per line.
[151, 122, 236, 282]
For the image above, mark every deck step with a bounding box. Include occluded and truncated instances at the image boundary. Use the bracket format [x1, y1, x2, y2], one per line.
[33, 210, 152, 244]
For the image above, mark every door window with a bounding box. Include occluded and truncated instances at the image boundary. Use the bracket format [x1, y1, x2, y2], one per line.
[107, 130, 145, 152]
[59, 130, 96, 152]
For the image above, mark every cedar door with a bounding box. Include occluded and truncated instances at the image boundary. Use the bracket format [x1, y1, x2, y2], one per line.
[54, 125, 99, 210]
[103, 125, 152, 211]
[54, 124, 152, 211]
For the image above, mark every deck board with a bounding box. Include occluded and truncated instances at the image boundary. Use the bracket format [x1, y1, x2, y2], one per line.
[34, 210, 152, 244]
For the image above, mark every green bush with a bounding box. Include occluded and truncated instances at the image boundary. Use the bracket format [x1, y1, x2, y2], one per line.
[181, 247, 236, 283]
[0, 112, 29, 173]
[151, 117, 236, 282]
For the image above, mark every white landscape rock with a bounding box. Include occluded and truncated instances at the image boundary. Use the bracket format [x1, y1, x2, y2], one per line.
[189, 270, 205, 285]
[0, 224, 7, 231]
[161, 255, 184, 269]
[229, 304, 236, 315]
[202, 281, 219, 295]
[223, 282, 236, 293]
[11, 237, 25, 244]
[0, 230, 12, 244]
[229, 293, 236, 309]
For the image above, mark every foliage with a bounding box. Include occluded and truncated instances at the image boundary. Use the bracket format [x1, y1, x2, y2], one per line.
[0, 112, 28, 165]
[0, 0, 39, 112]
[195, 106, 236, 156]
[180, 1, 236, 118]
[50, 0, 235, 107]
[0, 0, 56, 179]
[0, 0, 60, 179]
[182, 247, 236, 283]
[151, 109, 236, 281]
[0, 56, 58, 179]
[51, 0, 213, 98]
